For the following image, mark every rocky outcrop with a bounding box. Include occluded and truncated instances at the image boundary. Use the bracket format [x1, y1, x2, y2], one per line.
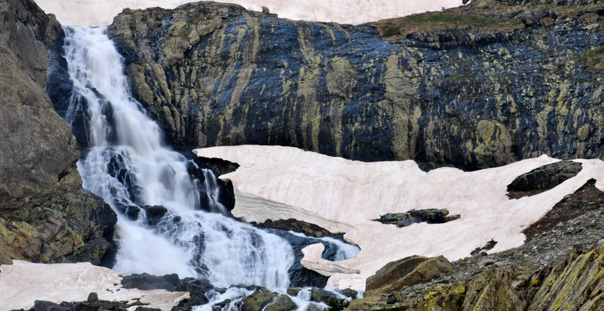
[0, 0, 75, 203]
[523, 178, 603, 241]
[365, 256, 453, 296]
[254, 218, 344, 238]
[107, 1, 602, 170]
[0, 0, 116, 265]
[0, 191, 116, 265]
[507, 160, 583, 198]
[377, 209, 461, 227]
[346, 243, 604, 311]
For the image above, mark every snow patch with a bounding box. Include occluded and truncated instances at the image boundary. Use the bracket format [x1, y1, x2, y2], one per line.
[0, 260, 188, 310]
[194, 145, 604, 290]
[34, 0, 466, 26]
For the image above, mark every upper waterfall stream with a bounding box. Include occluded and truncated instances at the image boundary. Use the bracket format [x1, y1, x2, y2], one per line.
[61, 26, 295, 289]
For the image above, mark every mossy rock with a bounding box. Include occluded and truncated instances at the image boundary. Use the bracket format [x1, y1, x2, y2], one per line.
[241, 288, 279, 311]
[366, 256, 453, 296]
[578, 46, 604, 71]
[265, 294, 296, 311]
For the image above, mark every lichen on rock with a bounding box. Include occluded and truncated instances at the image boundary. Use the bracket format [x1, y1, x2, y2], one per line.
[106, 0, 602, 171]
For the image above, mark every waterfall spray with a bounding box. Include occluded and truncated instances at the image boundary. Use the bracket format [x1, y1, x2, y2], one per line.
[62, 26, 294, 288]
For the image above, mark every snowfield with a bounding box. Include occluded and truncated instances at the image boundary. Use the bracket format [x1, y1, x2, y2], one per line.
[0, 261, 188, 310]
[34, 0, 467, 26]
[195, 145, 604, 290]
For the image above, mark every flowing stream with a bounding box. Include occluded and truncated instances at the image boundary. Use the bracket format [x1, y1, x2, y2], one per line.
[61, 26, 294, 289]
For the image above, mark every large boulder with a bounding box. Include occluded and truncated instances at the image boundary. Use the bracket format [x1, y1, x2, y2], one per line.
[265, 294, 296, 311]
[0, 0, 116, 265]
[107, 1, 602, 170]
[507, 160, 583, 198]
[241, 288, 279, 311]
[365, 256, 453, 296]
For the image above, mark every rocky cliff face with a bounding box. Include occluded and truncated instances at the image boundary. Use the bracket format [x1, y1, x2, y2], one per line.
[0, 0, 116, 265]
[106, 0, 602, 170]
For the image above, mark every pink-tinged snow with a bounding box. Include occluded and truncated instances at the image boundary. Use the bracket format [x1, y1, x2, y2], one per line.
[194, 145, 604, 290]
[34, 0, 466, 26]
[0, 260, 188, 310]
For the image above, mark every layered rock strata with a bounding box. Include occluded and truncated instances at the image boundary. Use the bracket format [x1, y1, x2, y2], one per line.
[0, 0, 116, 265]
[107, 0, 603, 170]
[195, 145, 604, 289]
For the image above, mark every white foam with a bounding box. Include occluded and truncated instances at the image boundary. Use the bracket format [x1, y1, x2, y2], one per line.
[34, 0, 467, 26]
[195, 145, 604, 290]
[64, 26, 294, 289]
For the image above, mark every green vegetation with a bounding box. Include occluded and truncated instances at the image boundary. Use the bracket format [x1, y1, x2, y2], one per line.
[373, 0, 603, 40]
[374, 12, 523, 39]
[578, 46, 604, 71]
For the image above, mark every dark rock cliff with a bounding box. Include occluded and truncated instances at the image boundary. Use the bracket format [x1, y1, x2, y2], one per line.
[107, 0, 602, 170]
[0, 0, 116, 265]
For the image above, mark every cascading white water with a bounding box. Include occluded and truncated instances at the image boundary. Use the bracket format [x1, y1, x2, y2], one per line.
[62, 26, 294, 288]
[202, 168, 229, 215]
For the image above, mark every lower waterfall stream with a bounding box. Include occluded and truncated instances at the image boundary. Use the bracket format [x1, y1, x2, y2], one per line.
[53, 26, 359, 308]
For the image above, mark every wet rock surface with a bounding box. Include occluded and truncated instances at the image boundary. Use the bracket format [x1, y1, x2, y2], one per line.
[254, 219, 344, 238]
[241, 288, 279, 311]
[0, 0, 117, 265]
[377, 209, 461, 227]
[107, 0, 602, 171]
[507, 160, 583, 198]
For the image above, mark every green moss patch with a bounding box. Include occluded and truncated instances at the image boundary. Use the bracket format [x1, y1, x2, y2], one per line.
[578, 46, 604, 71]
[374, 12, 523, 39]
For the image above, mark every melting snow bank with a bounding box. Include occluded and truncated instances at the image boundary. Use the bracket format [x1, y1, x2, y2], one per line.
[194, 145, 604, 290]
[0, 261, 188, 310]
[34, 0, 466, 26]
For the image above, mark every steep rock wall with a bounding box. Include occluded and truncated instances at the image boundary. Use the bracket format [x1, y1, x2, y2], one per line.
[0, 0, 116, 265]
[107, 1, 603, 170]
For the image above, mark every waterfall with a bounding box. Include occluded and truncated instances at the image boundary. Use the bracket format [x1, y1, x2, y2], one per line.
[62, 26, 294, 289]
